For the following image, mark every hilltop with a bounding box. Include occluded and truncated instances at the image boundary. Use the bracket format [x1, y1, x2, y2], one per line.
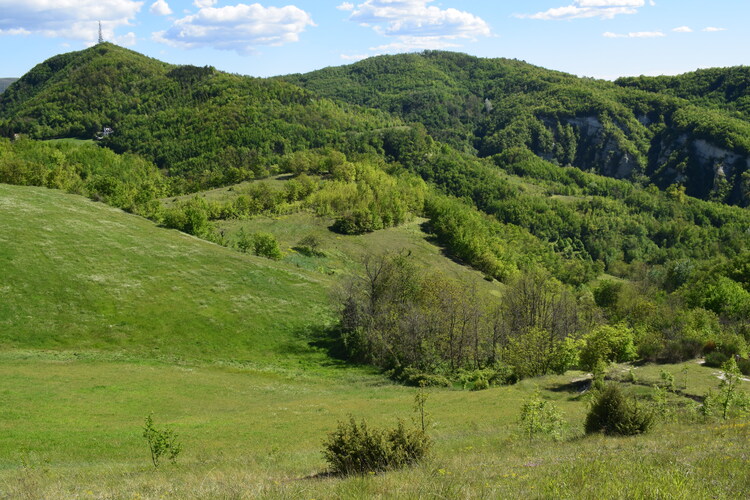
[284, 51, 750, 206]
[0, 43, 402, 192]
[3, 47, 750, 204]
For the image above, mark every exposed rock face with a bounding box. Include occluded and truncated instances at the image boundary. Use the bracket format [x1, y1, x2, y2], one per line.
[528, 114, 749, 205]
[554, 115, 638, 178]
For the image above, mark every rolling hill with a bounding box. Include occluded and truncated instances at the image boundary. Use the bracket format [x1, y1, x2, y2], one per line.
[2, 42, 750, 500]
[0, 183, 331, 364]
[0, 43, 403, 192]
[283, 51, 750, 206]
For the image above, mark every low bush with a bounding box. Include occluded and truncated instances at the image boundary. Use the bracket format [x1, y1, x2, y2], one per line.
[391, 367, 451, 388]
[251, 232, 283, 260]
[585, 384, 654, 436]
[142, 414, 182, 468]
[518, 391, 566, 440]
[704, 351, 729, 368]
[323, 417, 430, 475]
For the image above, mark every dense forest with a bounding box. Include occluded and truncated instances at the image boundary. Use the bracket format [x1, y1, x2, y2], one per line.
[284, 51, 750, 206]
[1, 45, 749, 384]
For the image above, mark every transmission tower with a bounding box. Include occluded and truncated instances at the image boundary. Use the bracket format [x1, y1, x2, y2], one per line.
[98, 21, 104, 44]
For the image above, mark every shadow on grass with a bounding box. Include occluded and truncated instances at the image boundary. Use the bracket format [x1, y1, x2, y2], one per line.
[274, 323, 368, 370]
[549, 377, 592, 395]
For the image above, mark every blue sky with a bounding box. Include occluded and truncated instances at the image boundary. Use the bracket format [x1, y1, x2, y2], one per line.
[0, 1, 747, 80]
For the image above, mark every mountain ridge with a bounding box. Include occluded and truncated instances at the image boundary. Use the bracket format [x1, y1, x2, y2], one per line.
[1, 46, 749, 205]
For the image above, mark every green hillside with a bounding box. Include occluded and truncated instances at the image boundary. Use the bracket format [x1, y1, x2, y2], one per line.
[616, 66, 750, 119]
[0, 183, 333, 364]
[0, 43, 402, 192]
[284, 51, 750, 205]
[2, 46, 750, 498]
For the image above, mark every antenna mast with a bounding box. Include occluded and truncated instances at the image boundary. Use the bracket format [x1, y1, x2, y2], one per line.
[98, 21, 104, 44]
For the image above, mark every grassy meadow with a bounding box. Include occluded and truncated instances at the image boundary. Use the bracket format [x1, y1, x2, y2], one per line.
[2, 184, 749, 498]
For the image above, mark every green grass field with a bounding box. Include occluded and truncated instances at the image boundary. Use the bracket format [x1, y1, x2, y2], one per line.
[1, 354, 748, 499]
[2, 184, 750, 499]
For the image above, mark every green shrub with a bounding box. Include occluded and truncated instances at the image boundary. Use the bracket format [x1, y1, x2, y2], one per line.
[322, 417, 430, 475]
[579, 324, 638, 371]
[704, 351, 729, 368]
[585, 384, 654, 436]
[142, 414, 182, 468]
[393, 367, 451, 388]
[251, 232, 283, 260]
[471, 376, 490, 391]
[518, 391, 566, 440]
[292, 235, 325, 257]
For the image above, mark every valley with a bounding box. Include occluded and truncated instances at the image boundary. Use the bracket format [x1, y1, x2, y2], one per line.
[0, 43, 749, 498]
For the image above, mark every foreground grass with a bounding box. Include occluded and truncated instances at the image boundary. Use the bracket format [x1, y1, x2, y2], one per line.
[3, 184, 749, 498]
[1, 356, 748, 499]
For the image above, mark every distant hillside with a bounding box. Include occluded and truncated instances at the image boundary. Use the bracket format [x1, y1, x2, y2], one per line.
[616, 66, 750, 120]
[0, 78, 17, 94]
[3, 46, 750, 204]
[284, 51, 750, 206]
[0, 44, 402, 192]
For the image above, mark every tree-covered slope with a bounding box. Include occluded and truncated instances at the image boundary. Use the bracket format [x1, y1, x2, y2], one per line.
[616, 66, 750, 120]
[284, 51, 750, 206]
[0, 44, 402, 191]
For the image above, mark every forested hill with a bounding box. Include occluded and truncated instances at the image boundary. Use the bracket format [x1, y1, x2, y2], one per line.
[2, 46, 750, 205]
[0, 78, 17, 94]
[283, 51, 750, 206]
[0, 43, 403, 191]
[616, 66, 750, 119]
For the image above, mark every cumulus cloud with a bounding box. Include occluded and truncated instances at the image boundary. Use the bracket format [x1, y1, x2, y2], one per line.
[337, 2, 355, 11]
[150, 0, 172, 16]
[702, 26, 727, 32]
[672, 26, 692, 33]
[0, 0, 143, 41]
[194, 0, 217, 7]
[603, 31, 665, 38]
[345, 0, 490, 51]
[518, 0, 647, 20]
[116, 31, 138, 46]
[154, 3, 315, 53]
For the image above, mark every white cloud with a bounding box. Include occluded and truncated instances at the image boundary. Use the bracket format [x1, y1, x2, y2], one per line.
[337, 2, 355, 11]
[150, 0, 172, 16]
[577, 0, 644, 5]
[672, 26, 692, 33]
[345, 0, 490, 52]
[0, 28, 32, 35]
[370, 36, 463, 52]
[340, 53, 369, 61]
[518, 0, 647, 20]
[116, 31, 138, 46]
[603, 31, 665, 38]
[0, 0, 143, 41]
[702, 26, 727, 32]
[154, 3, 315, 53]
[194, 0, 217, 7]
